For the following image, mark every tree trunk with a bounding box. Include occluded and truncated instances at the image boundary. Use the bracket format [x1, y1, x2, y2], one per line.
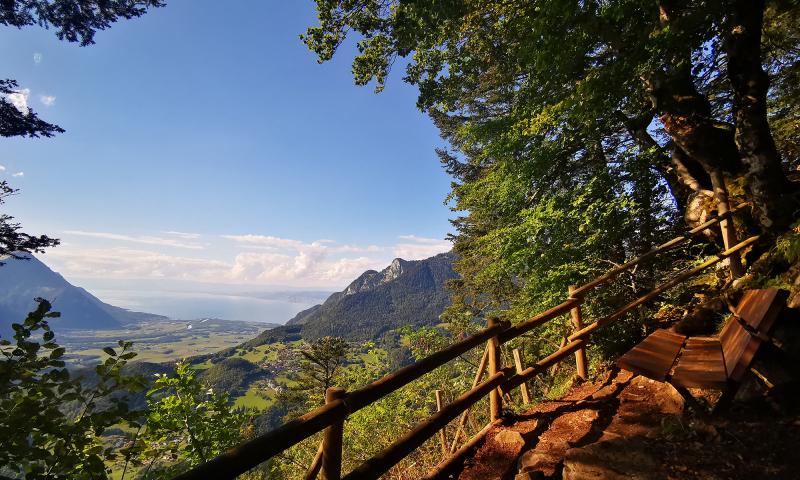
[643, 67, 743, 178]
[725, 0, 796, 230]
[616, 110, 697, 214]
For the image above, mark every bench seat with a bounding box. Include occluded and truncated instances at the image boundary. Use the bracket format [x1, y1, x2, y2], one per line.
[617, 329, 686, 381]
[616, 289, 787, 393]
[671, 337, 727, 389]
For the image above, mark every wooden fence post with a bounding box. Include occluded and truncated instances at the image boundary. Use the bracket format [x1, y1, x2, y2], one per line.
[710, 169, 744, 278]
[568, 286, 589, 380]
[321, 387, 346, 480]
[434, 390, 448, 456]
[487, 317, 503, 421]
[449, 345, 489, 453]
[512, 348, 530, 405]
[303, 440, 324, 480]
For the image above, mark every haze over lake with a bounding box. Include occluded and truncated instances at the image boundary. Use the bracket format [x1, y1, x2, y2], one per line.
[88, 288, 330, 324]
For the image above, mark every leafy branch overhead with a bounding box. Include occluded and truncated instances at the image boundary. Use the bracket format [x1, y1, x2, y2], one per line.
[1, 1, 164, 263]
[305, 0, 800, 341]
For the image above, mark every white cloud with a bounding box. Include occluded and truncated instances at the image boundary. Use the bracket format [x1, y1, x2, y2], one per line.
[163, 231, 202, 239]
[221, 234, 387, 284]
[6, 88, 30, 114]
[64, 230, 205, 250]
[33, 53, 42, 64]
[393, 235, 451, 260]
[46, 247, 229, 281]
[227, 250, 381, 285]
[39, 94, 56, 107]
[222, 234, 306, 250]
[45, 230, 451, 288]
[0, 165, 5, 171]
[11, 172, 24, 178]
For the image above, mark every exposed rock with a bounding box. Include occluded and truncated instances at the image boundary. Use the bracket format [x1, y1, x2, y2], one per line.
[562, 436, 666, 480]
[495, 430, 525, 449]
[514, 471, 545, 480]
[518, 440, 568, 474]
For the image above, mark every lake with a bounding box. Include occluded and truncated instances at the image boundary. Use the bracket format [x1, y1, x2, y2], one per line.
[91, 288, 328, 323]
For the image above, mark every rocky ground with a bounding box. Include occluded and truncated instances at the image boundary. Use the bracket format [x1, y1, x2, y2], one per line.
[448, 369, 800, 480]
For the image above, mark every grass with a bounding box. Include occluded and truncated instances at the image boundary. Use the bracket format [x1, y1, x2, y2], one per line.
[234, 384, 274, 410]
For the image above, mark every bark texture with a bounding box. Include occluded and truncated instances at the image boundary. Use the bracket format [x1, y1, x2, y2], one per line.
[726, 0, 796, 230]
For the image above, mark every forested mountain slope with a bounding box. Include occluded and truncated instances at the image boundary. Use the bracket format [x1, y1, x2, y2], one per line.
[235, 252, 456, 345]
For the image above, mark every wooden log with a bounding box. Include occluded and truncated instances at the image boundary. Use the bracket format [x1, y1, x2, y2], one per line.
[568, 286, 589, 380]
[710, 170, 744, 278]
[449, 345, 489, 453]
[421, 421, 496, 480]
[435, 390, 448, 456]
[568, 236, 760, 342]
[303, 440, 324, 480]
[569, 204, 747, 298]
[512, 348, 530, 405]
[345, 322, 504, 413]
[342, 371, 510, 480]
[173, 397, 349, 480]
[321, 387, 346, 480]
[488, 317, 503, 422]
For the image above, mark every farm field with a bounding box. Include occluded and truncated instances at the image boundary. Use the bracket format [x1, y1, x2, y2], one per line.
[59, 318, 270, 367]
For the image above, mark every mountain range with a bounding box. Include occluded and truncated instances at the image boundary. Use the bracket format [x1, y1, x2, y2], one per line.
[249, 251, 458, 343]
[0, 254, 167, 336]
[2, 251, 458, 348]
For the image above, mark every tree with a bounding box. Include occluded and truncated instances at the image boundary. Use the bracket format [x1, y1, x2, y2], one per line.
[0, 299, 145, 479]
[303, 0, 800, 356]
[298, 336, 349, 397]
[0, 182, 59, 264]
[1, 0, 165, 263]
[135, 360, 248, 479]
[303, 1, 798, 229]
[1, 0, 164, 138]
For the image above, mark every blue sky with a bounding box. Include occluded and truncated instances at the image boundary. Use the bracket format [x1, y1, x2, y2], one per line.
[1, 1, 454, 290]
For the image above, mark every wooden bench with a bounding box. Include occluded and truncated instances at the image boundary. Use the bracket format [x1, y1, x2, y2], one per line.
[617, 289, 788, 404]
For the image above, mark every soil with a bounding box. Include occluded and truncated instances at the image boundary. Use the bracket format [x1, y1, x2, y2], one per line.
[445, 369, 800, 480]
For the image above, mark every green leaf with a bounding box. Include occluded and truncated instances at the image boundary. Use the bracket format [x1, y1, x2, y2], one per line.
[102, 347, 117, 357]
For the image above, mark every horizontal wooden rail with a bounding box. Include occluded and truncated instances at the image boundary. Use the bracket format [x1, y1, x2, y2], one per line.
[421, 421, 496, 480]
[176, 323, 503, 480]
[342, 369, 513, 480]
[569, 205, 747, 298]
[173, 397, 348, 480]
[569, 235, 759, 342]
[345, 323, 505, 412]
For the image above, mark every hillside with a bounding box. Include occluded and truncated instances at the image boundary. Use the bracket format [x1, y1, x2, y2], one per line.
[0, 254, 167, 334]
[278, 251, 456, 342]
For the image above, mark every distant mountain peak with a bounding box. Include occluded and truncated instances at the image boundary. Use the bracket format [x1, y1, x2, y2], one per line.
[382, 258, 407, 284]
[282, 251, 457, 341]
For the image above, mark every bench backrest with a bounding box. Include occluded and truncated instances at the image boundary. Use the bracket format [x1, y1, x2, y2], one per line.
[735, 288, 788, 334]
[720, 288, 786, 381]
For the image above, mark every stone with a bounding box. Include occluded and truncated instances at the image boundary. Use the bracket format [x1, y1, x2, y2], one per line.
[562, 436, 667, 480]
[518, 440, 569, 475]
[515, 471, 546, 480]
[495, 429, 526, 449]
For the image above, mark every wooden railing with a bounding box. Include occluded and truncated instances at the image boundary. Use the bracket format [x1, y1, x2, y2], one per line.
[175, 205, 753, 480]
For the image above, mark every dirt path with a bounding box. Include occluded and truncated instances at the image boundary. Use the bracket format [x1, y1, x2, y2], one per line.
[450, 369, 800, 480]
